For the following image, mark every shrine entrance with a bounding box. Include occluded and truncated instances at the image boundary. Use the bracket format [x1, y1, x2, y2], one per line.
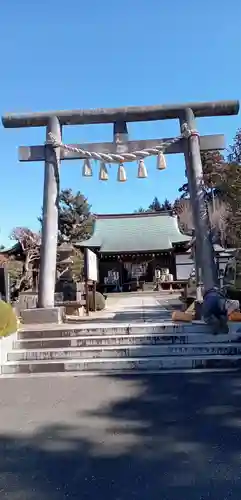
[2, 99, 239, 321]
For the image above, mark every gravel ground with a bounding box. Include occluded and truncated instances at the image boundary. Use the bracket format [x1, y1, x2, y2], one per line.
[1, 372, 241, 499]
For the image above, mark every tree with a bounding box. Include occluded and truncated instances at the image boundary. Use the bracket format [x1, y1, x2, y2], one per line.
[39, 189, 94, 244]
[178, 150, 225, 199]
[0, 253, 7, 265]
[9, 227, 41, 296]
[148, 197, 173, 212]
[148, 197, 162, 212]
[208, 199, 229, 247]
[221, 129, 241, 245]
[176, 149, 235, 245]
[174, 199, 193, 235]
[134, 207, 147, 213]
[134, 197, 173, 213]
[229, 129, 241, 164]
[160, 198, 173, 211]
[174, 197, 229, 246]
[69, 249, 84, 281]
[0, 245, 22, 283]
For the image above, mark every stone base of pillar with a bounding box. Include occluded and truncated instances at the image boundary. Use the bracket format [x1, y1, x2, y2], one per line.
[21, 307, 64, 325]
[194, 301, 203, 320]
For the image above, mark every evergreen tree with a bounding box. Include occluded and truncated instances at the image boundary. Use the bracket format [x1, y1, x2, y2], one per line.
[148, 197, 162, 212]
[58, 189, 94, 243]
[39, 189, 94, 244]
[148, 197, 173, 212]
[223, 130, 241, 245]
[161, 198, 173, 211]
[178, 150, 225, 200]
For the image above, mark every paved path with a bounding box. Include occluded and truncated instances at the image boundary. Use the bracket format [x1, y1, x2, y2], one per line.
[1, 372, 241, 499]
[102, 292, 174, 322]
[67, 292, 181, 325]
[20, 292, 182, 331]
[2, 293, 241, 498]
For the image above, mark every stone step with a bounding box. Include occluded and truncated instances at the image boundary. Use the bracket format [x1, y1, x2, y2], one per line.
[14, 332, 241, 350]
[1, 368, 238, 378]
[2, 355, 241, 375]
[8, 342, 241, 362]
[17, 321, 241, 339]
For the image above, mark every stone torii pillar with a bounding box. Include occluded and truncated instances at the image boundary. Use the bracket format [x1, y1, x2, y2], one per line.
[2, 99, 239, 323]
[38, 116, 61, 309]
[180, 108, 218, 292]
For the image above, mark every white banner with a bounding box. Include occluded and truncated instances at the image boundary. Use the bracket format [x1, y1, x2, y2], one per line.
[85, 248, 98, 282]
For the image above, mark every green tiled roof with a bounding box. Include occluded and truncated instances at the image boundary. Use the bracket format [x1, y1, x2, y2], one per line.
[77, 213, 191, 253]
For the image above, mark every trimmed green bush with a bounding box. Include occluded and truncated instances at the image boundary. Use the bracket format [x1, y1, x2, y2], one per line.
[88, 291, 106, 312]
[0, 300, 18, 338]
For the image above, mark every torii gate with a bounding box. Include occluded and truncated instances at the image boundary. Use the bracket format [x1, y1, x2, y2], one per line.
[2, 100, 239, 322]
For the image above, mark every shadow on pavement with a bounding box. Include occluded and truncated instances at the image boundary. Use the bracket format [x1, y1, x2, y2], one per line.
[1, 372, 241, 498]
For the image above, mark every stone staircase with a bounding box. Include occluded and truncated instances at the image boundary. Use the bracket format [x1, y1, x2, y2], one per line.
[2, 321, 241, 375]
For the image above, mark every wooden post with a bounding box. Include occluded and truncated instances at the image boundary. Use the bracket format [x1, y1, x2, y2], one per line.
[93, 281, 96, 312]
[85, 280, 89, 316]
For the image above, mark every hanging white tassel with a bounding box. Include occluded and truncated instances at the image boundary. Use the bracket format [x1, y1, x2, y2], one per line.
[99, 161, 109, 181]
[117, 163, 127, 182]
[137, 159, 148, 178]
[157, 151, 166, 170]
[82, 159, 93, 177]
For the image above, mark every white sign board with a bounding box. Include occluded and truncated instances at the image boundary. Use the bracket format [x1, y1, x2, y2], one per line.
[175, 253, 193, 280]
[85, 249, 98, 282]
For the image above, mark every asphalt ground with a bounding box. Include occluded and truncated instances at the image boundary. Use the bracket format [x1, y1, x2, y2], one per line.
[0, 372, 241, 499]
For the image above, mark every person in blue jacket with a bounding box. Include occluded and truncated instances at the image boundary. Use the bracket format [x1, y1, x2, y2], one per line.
[202, 288, 229, 334]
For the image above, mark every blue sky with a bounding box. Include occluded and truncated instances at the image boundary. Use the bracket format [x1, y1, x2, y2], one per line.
[0, 0, 241, 246]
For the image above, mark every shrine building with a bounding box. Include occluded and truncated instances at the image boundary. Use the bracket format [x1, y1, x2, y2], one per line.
[77, 212, 191, 292]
